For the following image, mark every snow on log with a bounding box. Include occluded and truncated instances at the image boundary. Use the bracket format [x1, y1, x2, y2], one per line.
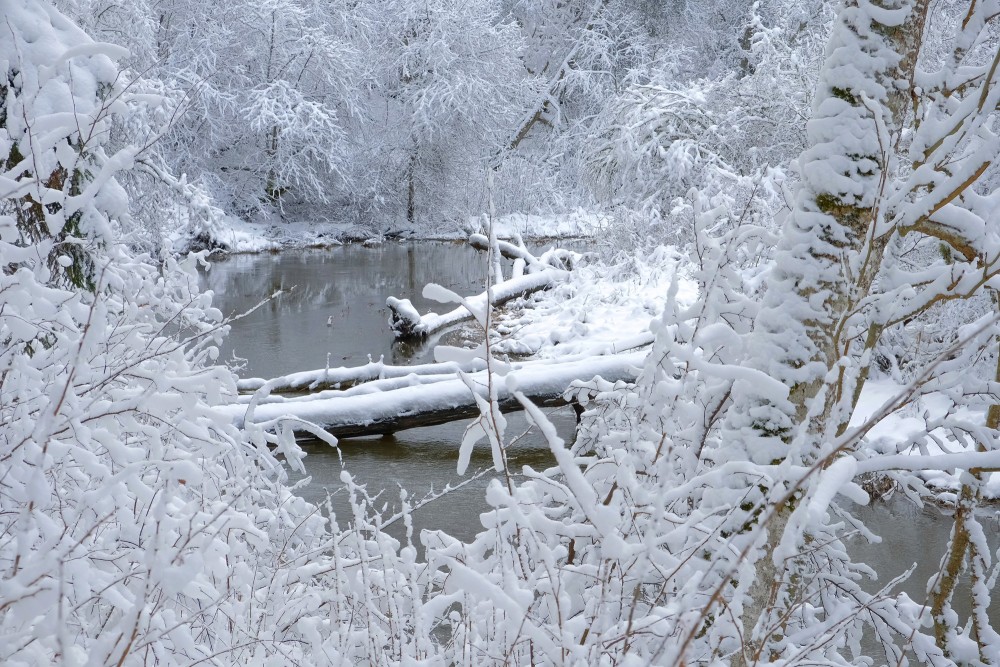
[236, 358, 488, 395]
[225, 352, 643, 439]
[468, 234, 546, 269]
[386, 268, 569, 339]
[241, 369, 473, 406]
[468, 233, 582, 272]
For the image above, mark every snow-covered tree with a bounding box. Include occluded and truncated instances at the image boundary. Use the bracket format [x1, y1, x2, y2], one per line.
[583, 0, 829, 231]
[354, 0, 533, 226]
[419, 1, 1000, 663]
[9, 1, 1000, 665]
[55, 0, 360, 218]
[489, 0, 661, 216]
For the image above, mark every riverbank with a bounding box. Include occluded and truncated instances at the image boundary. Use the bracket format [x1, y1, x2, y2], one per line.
[183, 209, 610, 254]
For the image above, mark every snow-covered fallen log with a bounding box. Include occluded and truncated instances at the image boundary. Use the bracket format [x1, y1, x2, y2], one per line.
[225, 352, 643, 439]
[239, 370, 470, 406]
[468, 233, 581, 271]
[386, 235, 581, 340]
[236, 358, 488, 395]
[235, 348, 643, 402]
[387, 268, 569, 339]
[468, 233, 546, 269]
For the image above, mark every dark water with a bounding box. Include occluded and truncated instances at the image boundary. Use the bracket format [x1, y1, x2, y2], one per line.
[286, 409, 578, 547]
[203, 242, 1000, 648]
[851, 496, 1000, 626]
[199, 242, 491, 377]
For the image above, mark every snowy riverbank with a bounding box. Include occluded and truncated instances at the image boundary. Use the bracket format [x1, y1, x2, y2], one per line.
[211, 237, 1000, 504]
[182, 209, 612, 253]
[177, 209, 611, 254]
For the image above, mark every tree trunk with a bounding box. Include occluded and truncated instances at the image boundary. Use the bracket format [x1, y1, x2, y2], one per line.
[406, 150, 416, 225]
[929, 290, 999, 657]
[234, 352, 643, 438]
[734, 0, 930, 659]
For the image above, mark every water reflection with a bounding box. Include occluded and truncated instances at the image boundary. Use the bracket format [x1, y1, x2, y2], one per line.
[289, 408, 575, 549]
[200, 240, 569, 547]
[201, 242, 490, 377]
[852, 496, 1000, 619]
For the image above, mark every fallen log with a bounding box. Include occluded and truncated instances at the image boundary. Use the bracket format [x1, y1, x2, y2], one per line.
[236, 358, 488, 395]
[235, 350, 641, 404]
[467, 233, 581, 272]
[386, 268, 568, 339]
[238, 365, 489, 408]
[468, 234, 545, 269]
[225, 352, 643, 439]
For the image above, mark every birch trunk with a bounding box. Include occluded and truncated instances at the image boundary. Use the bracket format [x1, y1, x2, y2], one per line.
[734, 0, 930, 659]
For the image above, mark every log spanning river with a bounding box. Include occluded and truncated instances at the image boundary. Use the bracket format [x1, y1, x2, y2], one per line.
[202, 242, 1000, 638]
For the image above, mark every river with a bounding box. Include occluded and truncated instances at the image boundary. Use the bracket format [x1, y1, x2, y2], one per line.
[202, 241, 1000, 651]
[200, 242, 579, 546]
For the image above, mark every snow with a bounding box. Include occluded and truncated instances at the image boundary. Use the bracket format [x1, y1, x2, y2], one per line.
[228, 352, 645, 432]
[170, 215, 357, 254]
[8, 0, 1000, 662]
[389, 269, 570, 338]
[236, 358, 489, 394]
[492, 246, 696, 358]
[808, 456, 862, 525]
[852, 379, 1000, 500]
[457, 210, 610, 240]
[228, 234, 1000, 503]
[183, 209, 611, 253]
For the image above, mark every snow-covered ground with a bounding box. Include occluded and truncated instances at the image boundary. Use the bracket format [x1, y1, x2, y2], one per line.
[851, 381, 1000, 501]
[492, 245, 693, 358]
[175, 216, 357, 253]
[446, 210, 611, 240]
[484, 247, 1000, 502]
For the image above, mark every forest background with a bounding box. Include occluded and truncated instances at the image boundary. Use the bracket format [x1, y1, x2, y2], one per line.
[47, 0, 818, 249]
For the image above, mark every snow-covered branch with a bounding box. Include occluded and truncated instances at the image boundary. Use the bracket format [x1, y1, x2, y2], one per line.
[386, 238, 576, 339]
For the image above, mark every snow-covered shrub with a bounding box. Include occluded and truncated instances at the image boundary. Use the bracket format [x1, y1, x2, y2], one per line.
[583, 0, 825, 244]
[356, 0, 539, 227]
[585, 81, 722, 213]
[0, 4, 336, 663]
[61, 0, 359, 218]
[5, 1, 1000, 665]
[457, 1, 1000, 661]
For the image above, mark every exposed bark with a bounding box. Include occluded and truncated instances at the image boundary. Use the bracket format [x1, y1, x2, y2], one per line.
[929, 483, 977, 654]
[406, 150, 416, 225]
[795, 0, 930, 435]
[929, 291, 999, 657]
[279, 390, 571, 439]
[900, 217, 980, 263]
